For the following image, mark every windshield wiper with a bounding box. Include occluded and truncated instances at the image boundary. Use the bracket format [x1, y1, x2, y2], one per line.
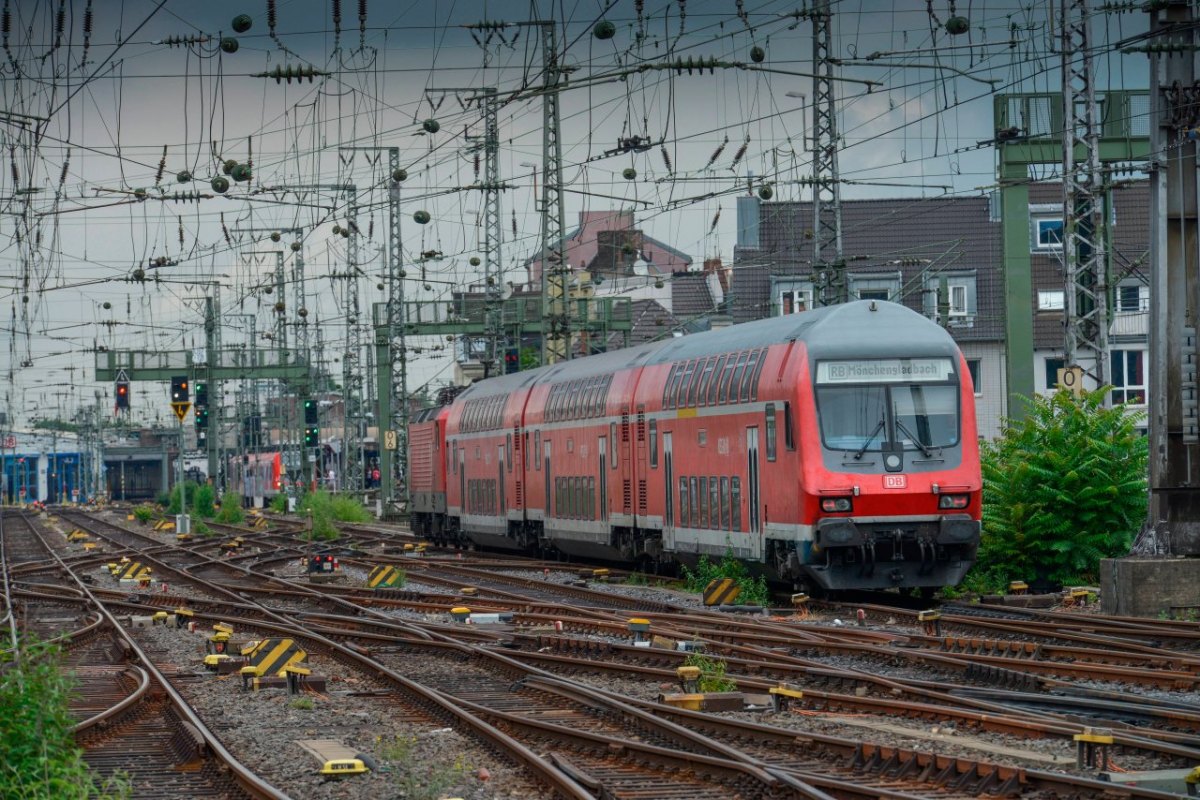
[853, 416, 886, 460]
[894, 416, 934, 458]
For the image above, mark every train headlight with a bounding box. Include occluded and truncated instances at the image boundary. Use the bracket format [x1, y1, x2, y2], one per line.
[821, 497, 853, 513]
[938, 494, 970, 510]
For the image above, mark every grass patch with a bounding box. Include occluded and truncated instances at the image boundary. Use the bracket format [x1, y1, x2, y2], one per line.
[289, 698, 314, 710]
[132, 505, 155, 524]
[378, 733, 475, 799]
[269, 494, 288, 514]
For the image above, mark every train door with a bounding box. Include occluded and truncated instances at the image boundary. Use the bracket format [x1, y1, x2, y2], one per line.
[543, 440, 552, 518]
[746, 427, 761, 535]
[598, 436, 608, 521]
[497, 445, 505, 516]
[458, 447, 466, 514]
[662, 432, 674, 549]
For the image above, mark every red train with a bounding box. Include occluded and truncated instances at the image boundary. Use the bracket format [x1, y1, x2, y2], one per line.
[408, 300, 981, 592]
[228, 451, 284, 499]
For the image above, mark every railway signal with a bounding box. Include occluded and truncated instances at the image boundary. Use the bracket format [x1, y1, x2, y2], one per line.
[115, 368, 130, 410]
[170, 376, 189, 404]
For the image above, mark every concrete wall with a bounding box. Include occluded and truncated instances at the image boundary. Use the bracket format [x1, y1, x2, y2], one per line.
[959, 341, 1006, 440]
[1101, 557, 1200, 617]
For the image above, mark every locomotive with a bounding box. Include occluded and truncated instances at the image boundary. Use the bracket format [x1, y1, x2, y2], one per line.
[408, 300, 981, 592]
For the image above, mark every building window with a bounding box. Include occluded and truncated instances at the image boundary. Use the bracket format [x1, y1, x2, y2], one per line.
[949, 285, 968, 316]
[1038, 290, 1064, 311]
[779, 288, 811, 315]
[1111, 350, 1146, 405]
[966, 359, 982, 395]
[1117, 284, 1148, 313]
[1033, 217, 1064, 250]
[1044, 357, 1065, 390]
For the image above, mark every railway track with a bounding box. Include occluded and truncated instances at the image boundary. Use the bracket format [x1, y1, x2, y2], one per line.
[8, 507, 1195, 799]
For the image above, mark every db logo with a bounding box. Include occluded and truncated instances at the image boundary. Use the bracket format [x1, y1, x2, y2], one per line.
[883, 475, 907, 489]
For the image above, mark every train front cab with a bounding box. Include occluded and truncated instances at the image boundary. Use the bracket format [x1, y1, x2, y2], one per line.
[783, 351, 981, 592]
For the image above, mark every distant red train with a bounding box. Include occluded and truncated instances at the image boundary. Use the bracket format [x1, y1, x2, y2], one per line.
[228, 451, 284, 499]
[408, 301, 981, 592]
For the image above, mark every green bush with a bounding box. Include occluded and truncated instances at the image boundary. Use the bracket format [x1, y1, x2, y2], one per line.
[165, 481, 202, 515]
[215, 503, 245, 525]
[972, 387, 1148, 592]
[191, 484, 216, 519]
[269, 494, 288, 513]
[329, 495, 371, 523]
[131, 505, 155, 524]
[681, 552, 770, 606]
[0, 638, 131, 799]
[297, 491, 339, 541]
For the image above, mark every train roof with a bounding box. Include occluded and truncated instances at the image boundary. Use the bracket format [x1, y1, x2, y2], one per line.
[455, 300, 959, 400]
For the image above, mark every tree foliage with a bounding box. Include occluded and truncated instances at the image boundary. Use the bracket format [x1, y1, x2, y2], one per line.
[973, 388, 1147, 591]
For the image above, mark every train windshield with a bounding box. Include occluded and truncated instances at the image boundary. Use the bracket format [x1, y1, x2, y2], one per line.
[815, 359, 959, 453]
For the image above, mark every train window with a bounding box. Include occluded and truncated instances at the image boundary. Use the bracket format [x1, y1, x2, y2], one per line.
[663, 364, 680, 410]
[698, 429, 707, 446]
[750, 348, 769, 401]
[707, 355, 727, 405]
[741, 350, 762, 403]
[687, 359, 709, 407]
[696, 357, 718, 406]
[728, 352, 749, 404]
[731, 477, 742, 531]
[698, 475, 709, 527]
[587, 477, 595, 519]
[784, 402, 796, 451]
[690, 477, 700, 527]
[534, 431, 542, 469]
[610, 423, 618, 467]
[677, 360, 696, 407]
[574, 476, 582, 519]
[567, 438, 574, 453]
[717, 354, 737, 405]
[506, 434, 513, 472]
[679, 477, 690, 527]
[721, 477, 730, 530]
[709, 478, 720, 529]
[765, 403, 777, 462]
[649, 420, 658, 468]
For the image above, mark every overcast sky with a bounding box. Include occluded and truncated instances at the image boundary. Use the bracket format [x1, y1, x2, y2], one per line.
[0, 0, 1150, 429]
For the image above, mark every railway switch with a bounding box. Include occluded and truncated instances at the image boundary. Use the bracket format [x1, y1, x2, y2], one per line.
[676, 665, 701, 693]
[628, 618, 651, 647]
[1074, 728, 1114, 770]
[769, 684, 805, 712]
[918, 609, 942, 636]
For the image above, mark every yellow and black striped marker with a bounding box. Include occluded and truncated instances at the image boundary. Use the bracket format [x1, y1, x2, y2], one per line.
[67, 530, 89, 542]
[153, 519, 175, 531]
[367, 565, 403, 589]
[116, 562, 151, 581]
[703, 577, 741, 606]
[241, 637, 307, 678]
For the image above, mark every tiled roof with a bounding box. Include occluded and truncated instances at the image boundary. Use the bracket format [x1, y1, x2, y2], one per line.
[670, 272, 717, 321]
[732, 195, 1004, 341]
[606, 299, 679, 349]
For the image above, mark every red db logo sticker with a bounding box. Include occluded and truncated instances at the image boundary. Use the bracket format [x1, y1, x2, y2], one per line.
[883, 475, 907, 489]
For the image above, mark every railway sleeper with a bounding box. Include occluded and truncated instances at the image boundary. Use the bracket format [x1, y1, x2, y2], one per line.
[964, 661, 1042, 692]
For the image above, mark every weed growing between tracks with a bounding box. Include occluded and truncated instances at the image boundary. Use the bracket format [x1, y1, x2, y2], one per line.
[131, 505, 154, 524]
[0, 638, 130, 799]
[378, 734, 475, 800]
[288, 697, 314, 710]
[681, 552, 770, 606]
[682, 652, 737, 693]
[295, 490, 373, 540]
